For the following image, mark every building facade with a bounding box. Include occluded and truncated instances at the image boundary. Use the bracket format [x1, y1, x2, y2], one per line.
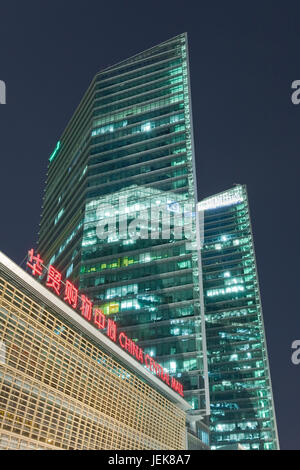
[38, 33, 210, 423]
[198, 185, 279, 450]
[37, 34, 279, 450]
[0, 251, 190, 450]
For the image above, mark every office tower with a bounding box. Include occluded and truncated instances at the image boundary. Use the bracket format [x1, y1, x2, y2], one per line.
[0, 251, 189, 450]
[38, 33, 210, 434]
[198, 185, 279, 450]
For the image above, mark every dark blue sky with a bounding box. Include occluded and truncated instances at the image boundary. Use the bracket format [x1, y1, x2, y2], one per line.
[0, 0, 299, 449]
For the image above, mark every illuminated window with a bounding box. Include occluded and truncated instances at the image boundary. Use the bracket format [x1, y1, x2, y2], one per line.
[49, 141, 61, 163]
[141, 122, 152, 132]
[66, 264, 73, 278]
[102, 302, 119, 315]
[54, 208, 64, 225]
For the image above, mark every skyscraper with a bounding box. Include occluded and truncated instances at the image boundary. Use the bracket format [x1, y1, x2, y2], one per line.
[198, 185, 279, 450]
[38, 32, 210, 430]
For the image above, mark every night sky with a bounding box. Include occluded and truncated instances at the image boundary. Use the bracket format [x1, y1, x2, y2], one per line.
[0, 1, 299, 450]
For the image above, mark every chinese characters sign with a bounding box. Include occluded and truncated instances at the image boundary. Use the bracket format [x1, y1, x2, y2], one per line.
[26, 249, 184, 397]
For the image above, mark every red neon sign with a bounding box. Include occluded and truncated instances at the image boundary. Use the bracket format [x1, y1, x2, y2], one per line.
[94, 308, 106, 330]
[107, 319, 117, 342]
[27, 249, 44, 277]
[80, 295, 93, 322]
[64, 280, 78, 309]
[46, 265, 62, 296]
[26, 249, 184, 397]
[118, 332, 183, 396]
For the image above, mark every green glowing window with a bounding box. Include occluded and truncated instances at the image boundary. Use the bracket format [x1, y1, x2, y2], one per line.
[49, 141, 61, 163]
[99, 302, 120, 315]
[54, 208, 64, 225]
